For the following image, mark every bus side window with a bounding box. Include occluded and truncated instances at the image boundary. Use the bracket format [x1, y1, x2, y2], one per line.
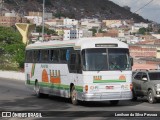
[26, 50, 33, 63]
[69, 53, 77, 73]
[25, 51, 30, 63]
[33, 50, 41, 63]
[33, 51, 35, 63]
[69, 53, 82, 73]
[37, 50, 41, 62]
[41, 50, 49, 63]
[77, 53, 82, 73]
[50, 49, 59, 63]
[59, 49, 67, 63]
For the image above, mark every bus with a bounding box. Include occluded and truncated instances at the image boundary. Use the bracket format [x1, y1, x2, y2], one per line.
[25, 37, 133, 105]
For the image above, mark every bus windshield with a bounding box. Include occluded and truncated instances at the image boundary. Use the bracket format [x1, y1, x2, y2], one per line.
[82, 48, 131, 71]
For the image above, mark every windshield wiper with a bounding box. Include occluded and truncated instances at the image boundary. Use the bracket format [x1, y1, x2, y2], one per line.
[111, 62, 122, 72]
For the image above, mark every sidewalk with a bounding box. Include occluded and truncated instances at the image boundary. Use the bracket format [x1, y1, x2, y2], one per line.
[0, 70, 25, 80]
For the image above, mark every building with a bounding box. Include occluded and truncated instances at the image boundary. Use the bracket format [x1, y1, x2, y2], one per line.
[0, 12, 27, 27]
[130, 43, 160, 70]
[102, 20, 122, 28]
[95, 29, 118, 37]
[28, 12, 52, 20]
[125, 35, 140, 44]
[156, 47, 160, 59]
[80, 18, 101, 29]
[25, 12, 53, 26]
[55, 28, 64, 36]
[131, 22, 149, 33]
[129, 45, 157, 58]
[63, 18, 78, 27]
[45, 19, 64, 29]
[82, 29, 93, 38]
[24, 16, 42, 26]
[130, 45, 160, 70]
[152, 34, 160, 39]
[63, 29, 83, 40]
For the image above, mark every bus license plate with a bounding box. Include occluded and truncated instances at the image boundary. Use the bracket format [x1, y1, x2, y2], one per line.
[106, 86, 114, 89]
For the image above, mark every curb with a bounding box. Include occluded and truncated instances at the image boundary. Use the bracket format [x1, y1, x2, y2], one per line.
[0, 70, 25, 81]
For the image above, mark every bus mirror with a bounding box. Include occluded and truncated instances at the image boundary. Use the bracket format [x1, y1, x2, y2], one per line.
[130, 57, 133, 66]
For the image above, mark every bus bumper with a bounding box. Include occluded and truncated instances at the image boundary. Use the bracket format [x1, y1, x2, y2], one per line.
[81, 91, 132, 101]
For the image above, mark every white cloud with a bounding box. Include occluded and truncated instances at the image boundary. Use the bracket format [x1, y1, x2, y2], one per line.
[109, 0, 160, 23]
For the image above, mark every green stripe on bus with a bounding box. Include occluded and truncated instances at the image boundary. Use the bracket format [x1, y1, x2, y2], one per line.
[75, 86, 83, 92]
[93, 79, 126, 83]
[27, 80, 83, 92]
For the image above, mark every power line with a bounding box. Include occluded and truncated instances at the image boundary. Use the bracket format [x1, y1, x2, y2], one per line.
[133, 0, 154, 14]
[105, 0, 154, 27]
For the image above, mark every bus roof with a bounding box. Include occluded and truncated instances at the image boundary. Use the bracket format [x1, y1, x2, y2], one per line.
[26, 37, 128, 50]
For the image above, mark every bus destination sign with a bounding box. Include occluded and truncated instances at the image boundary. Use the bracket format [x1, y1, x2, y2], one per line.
[95, 44, 118, 47]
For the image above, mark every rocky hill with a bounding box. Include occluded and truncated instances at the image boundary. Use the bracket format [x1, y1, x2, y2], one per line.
[3, 0, 148, 22]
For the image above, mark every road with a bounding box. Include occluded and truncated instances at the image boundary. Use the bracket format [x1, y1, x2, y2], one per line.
[0, 77, 160, 120]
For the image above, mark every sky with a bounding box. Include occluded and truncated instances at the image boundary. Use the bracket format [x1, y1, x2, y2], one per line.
[109, 0, 160, 23]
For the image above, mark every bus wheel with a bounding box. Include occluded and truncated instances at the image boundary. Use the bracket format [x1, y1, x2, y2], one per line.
[109, 100, 119, 105]
[34, 81, 43, 98]
[71, 86, 78, 105]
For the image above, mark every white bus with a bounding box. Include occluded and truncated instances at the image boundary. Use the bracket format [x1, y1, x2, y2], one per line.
[25, 37, 133, 105]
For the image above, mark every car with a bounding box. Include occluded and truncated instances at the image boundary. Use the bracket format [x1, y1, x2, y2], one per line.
[132, 69, 160, 104]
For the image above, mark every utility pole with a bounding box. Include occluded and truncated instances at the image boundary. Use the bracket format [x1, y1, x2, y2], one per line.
[42, 0, 45, 41]
[0, 0, 4, 16]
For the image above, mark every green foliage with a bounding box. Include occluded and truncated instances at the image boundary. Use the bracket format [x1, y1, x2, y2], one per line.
[54, 12, 66, 19]
[0, 26, 22, 44]
[36, 26, 57, 35]
[4, 44, 25, 68]
[138, 27, 147, 35]
[158, 29, 160, 34]
[138, 27, 152, 35]
[0, 26, 25, 70]
[89, 28, 97, 36]
[98, 29, 105, 33]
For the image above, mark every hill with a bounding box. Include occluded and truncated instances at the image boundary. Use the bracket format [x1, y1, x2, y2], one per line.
[3, 0, 148, 22]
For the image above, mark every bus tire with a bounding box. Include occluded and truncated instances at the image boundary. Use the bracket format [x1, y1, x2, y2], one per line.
[34, 81, 43, 98]
[109, 100, 119, 105]
[71, 86, 78, 105]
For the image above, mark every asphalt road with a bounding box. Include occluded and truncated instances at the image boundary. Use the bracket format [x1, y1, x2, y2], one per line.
[0, 77, 160, 120]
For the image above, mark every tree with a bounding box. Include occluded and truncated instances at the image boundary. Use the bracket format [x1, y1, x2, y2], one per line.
[36, 26, 57, 35]
[54, 12, 66, 19]
[138, 27, 147, 35]
[89, 28, 97, 36]
[98, 29, 105, 33]
[0, 26, 25, 70]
